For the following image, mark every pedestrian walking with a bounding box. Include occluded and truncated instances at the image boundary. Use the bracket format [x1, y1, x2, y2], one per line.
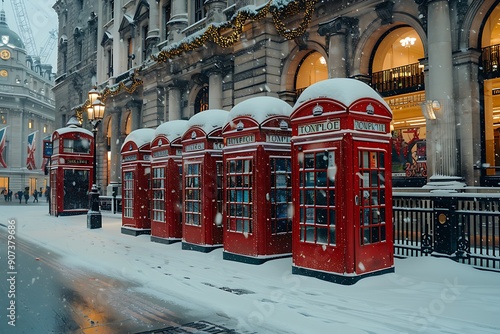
[33, 189, 39, 203]
[7, 189, 12, 201]
[17, 190, 23, 203]
[23, 189, 29, 204]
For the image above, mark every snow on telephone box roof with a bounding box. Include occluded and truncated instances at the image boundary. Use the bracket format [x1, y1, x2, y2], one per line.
[53, 124, 93, 137]
[186, 109, 228, 136]
[154, 120, 189, 143]
[226, 96, 292, 125]
[121, 128, 155, 151]
[293, 78, 392, 113]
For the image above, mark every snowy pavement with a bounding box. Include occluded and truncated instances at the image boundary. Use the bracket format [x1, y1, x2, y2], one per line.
[1, 204, 499, 333]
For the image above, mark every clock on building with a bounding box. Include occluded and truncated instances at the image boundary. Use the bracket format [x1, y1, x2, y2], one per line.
[0, 69, 8, 77]
[0, 50, 10, 60]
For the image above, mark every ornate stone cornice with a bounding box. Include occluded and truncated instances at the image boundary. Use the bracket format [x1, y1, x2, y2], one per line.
[375, 1, 394, 25]
[318, 16, 359, 36]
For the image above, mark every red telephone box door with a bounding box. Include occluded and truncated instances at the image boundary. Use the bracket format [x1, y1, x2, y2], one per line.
[353, 143, 393, 274]
[294, 142, 346, 273]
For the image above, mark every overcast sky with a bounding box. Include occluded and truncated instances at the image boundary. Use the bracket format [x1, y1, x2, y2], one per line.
[2, 0, 58, 70]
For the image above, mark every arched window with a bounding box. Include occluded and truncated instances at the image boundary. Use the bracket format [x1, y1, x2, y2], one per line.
[295, 51, 328, 97]
[371, 27, 426, 186]
[372, 27, 424, 96]
[481, 5, 500, 178]
[194, 86, 209, 114]
[125, 114, 132, 135]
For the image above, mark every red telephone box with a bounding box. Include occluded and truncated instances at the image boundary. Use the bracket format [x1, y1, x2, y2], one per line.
[150, 120, 188, 244]
[121, 128, 155, 236]
[50, 125, 94, 216]
[181, 109, 227, 252]
[222, 96, 293, 264]
[290, 78, 394, 284]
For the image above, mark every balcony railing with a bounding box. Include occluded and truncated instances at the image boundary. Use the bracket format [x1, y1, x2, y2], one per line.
[371, 63, 425, 96]
[481, 44, 500, 79]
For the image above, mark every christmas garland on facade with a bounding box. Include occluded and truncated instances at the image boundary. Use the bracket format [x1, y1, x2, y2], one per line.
[153, 0, 318, 63]
[75, 68, 143, 122]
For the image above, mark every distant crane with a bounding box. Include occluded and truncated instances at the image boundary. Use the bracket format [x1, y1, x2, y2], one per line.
[10, 0, 57, 64]
[10, 0, 37, 56]
[38, 29, 57, 64]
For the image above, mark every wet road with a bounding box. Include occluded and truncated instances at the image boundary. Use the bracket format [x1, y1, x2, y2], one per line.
[0, 231, 192, 333]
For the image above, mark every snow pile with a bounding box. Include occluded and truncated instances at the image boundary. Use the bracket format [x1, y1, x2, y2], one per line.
[4, 204, 499, 334]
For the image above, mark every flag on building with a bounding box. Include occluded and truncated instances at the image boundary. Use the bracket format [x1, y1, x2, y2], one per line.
[26, 131, 37, 170]
[0, 127, 7, 168]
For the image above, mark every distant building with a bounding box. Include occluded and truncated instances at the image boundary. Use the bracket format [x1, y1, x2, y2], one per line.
[52, 0, 500, 190]
[0, 9, 55, 196]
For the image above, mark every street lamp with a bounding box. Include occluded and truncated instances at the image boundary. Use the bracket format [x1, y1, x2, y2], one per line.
[86, 87, 105, 229]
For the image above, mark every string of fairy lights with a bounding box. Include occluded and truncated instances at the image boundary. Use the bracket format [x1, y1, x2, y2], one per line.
[76, 0, 318, 121]
[75, 69, 143, 122]
[153, 0, 318, 62]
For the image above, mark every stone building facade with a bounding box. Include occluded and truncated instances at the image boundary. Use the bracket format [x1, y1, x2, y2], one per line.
[0, 9, 55, 197]
[52, 0, 500, 193]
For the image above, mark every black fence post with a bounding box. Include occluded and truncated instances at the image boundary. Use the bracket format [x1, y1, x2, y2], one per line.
[432, 196, 458, 255]
[112, 186, 118, 214]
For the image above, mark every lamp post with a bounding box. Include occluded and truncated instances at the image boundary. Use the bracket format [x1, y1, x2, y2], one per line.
[86, 87, 105, 229]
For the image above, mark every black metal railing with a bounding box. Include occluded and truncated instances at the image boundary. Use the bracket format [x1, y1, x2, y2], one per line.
[393, 192, 500, 270]
[372, 63, 424, 96]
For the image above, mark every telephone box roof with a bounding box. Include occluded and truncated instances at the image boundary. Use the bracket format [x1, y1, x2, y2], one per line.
[227, 96, 292, 125]
[122, 128, 155, 150]
[186, 109, 228, 135]
[293, 78, 391, 113]
[154, 120, 189, 142]
[53, 124, 92, 137]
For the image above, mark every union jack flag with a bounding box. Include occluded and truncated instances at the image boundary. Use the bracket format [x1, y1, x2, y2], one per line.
[0, 127, 7, 168]
[26, 131, 37, 170]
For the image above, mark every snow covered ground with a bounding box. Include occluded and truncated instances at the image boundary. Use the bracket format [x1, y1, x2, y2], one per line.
[1, 204, 499, 333]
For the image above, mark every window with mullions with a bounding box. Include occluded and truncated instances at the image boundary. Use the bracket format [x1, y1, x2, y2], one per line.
[152, 167, 165, 222]
[63, 138, 90, 153]
[299, 151, 336, 245]
[226, 158, 253, 233]
[184, 163, 201, 226]
[216, 161, 223, 220]
[194, 86, 209, 114]
[359, 150, 386, 245]
[270, 158, 292, 234]
[195, 0, 206, 22]
[123, 171, 134, 218]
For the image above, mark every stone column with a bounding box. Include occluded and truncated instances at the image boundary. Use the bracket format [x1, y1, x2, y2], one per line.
[109, 109, 121, 186]
[318, 17, 358, 78]
[205, 0, 226, 24]
[454, 50, 482, 186]
[168, 84, 182, 121]
[146, 0, 160, 54]
[208, 70, 223, 110]
[168, 0, 188, 43]
[425, 0, 461, 185]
